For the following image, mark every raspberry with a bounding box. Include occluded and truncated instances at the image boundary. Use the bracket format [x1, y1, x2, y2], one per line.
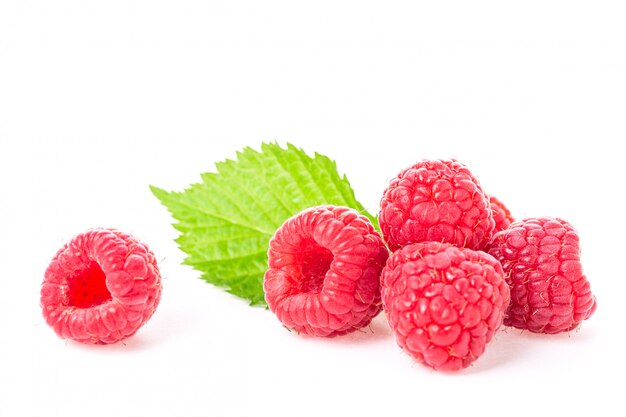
[40, 228, 162, 344]
[489, 195, 515, 234]
[263, 205, 389, 337]
[487, 217, 596, 333]
[381, 242, 510, 371]
[379, 159, 495, 251]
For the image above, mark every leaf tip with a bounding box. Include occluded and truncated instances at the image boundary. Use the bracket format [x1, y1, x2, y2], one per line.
[149, 185, 168, 200]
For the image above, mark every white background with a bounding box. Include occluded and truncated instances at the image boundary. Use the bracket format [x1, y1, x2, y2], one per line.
[1, 1, 625, 416]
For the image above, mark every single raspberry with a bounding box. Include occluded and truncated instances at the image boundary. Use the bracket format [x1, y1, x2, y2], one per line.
[489, 195, 515, 234]
[381, 242, 510, 371]
[263, 205, 389, 337]
[40, 228, 162, 344]
[487, 217, 596, 334]
[379, 159, 495, 252]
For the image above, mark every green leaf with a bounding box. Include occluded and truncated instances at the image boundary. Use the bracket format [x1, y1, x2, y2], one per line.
[151, 142, 376, 306]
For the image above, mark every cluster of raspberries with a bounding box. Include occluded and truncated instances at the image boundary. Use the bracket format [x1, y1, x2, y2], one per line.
[264, 159, 597, 371]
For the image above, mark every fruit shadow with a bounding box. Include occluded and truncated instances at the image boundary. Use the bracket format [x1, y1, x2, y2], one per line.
[462, 326, 595, 375]
[65, 307, 195, 352]
[310, 314, 394, 345]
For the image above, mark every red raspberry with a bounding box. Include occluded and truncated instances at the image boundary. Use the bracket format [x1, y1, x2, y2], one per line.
[40, 228, 162, 344]
[489, 195, 515, 234]
[263, 206, 389, 337]
[379, 159, 495, 251]
[381, 242, 510, 371]
[487, 217, 596, 333]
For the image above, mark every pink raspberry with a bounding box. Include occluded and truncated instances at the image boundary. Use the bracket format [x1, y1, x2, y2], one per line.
[379, 159, 495, 251]
[381, 242, 510, 371]
[40, 228, 162, 344]
[263, 206, 389, 337]
[489, 195, 515, 234]
[487, 217, 596, 333]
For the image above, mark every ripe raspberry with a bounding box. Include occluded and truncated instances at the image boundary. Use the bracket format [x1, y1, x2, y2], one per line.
[489, 195, 515, 234]
[40, 228, 162, 344]
[487, 217, 596, 333]
[263, 205, 389, 337]
[381, 242, 510, 371]
[379, 159, 495, 252]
